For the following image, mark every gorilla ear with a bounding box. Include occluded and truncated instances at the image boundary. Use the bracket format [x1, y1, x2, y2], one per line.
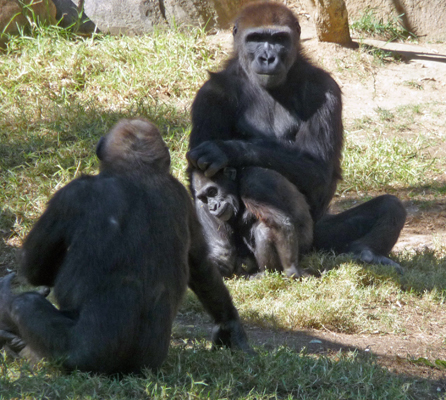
[96, 137, 105, 160]
[232, 24, 238, 36]
[293, 20, 301, 39]
[223, 167, 237, 181]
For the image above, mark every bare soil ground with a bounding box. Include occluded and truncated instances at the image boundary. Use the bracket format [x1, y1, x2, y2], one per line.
[185, 21, 446, 392]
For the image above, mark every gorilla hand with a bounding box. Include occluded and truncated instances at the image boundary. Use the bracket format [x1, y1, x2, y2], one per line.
[187, 141, 229, 177]
[212, 319, 256, 355]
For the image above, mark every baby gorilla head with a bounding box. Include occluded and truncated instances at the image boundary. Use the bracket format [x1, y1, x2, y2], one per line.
[193, 168, 239, 222]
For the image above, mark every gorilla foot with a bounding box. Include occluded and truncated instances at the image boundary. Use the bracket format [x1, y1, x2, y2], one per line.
[356, 249, 404, 275]
[0, 329, 26, 353]
[0, 273, 21, 350]
[285, 265, 312, 279]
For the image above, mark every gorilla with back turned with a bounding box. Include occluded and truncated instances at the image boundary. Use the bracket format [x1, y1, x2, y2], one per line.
[0, 118, 251, 374]
[187, 2, 406, 277]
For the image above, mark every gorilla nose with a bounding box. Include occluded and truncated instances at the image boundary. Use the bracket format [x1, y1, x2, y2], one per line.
[259, 54, 276, 65]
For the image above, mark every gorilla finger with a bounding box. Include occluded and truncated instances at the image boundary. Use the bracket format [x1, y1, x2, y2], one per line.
[205, 160, 228, 178]
[0, 330, 26, 353]
[197, 158, 211, 171]
[186, 150, 199, 168]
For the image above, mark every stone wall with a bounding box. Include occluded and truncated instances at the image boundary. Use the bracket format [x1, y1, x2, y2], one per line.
[2, 0, 445, 41]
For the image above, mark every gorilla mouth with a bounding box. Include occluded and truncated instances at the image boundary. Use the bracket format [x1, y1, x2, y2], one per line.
[210, 203, 234, 222]
[256, 73, 284, 88]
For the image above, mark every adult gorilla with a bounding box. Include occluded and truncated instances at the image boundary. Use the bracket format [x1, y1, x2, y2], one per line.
[187, 3, 406, 276]
[0, 118, 251, 374]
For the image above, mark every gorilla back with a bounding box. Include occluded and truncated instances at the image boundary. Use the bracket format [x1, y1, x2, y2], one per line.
[0, 118, 251, 374]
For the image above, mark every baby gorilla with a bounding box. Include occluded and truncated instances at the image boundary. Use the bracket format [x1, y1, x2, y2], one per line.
[192, 167, 313, 278]
[0, 118, 251, 374]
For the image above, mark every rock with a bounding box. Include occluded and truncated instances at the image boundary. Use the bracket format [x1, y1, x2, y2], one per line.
[313, 0, 352, 44]
[0, 0, 56, 47]
[81, 0, 165, 34]
[209, 0, 257, 28]
[80, 0, 216, 35]
[0, 0, 56, 35]
[344, 0, 446, 42]
[78, 0, 254, 35]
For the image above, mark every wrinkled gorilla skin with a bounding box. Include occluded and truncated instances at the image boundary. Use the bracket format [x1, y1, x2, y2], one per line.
[0, 118, 252, 374]
[192, 167, 313, 278]
[187, 2, 406, 276]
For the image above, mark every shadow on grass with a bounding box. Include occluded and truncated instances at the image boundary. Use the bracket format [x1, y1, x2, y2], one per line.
[0, 97, 191, 172]
[0, 339, 442, 399]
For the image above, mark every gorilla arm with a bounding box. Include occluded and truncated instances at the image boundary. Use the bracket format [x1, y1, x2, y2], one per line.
[187, 75, 342, 220]
[186, 201, 252, 353]
[20, 179, 91, 287]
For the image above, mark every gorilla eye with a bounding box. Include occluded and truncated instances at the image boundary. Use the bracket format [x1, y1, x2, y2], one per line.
[207, 187, 218, 197]
[273, 33, 290, 45]
[246, 33, 264, 43]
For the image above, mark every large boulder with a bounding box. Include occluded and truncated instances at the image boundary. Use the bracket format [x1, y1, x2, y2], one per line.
[79, 0, 214, 35]
[344, 0, 446, 42]
[75, 0, 259, 35]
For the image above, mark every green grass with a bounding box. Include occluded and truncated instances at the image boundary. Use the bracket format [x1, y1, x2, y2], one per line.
[0, 23, 445, 400]
[0, 346, 425, 400]
[342, 103, 445, 195]
[351, 8, 417, 42]
[0, 24, 221, 235]
[180, 255, 446, 335]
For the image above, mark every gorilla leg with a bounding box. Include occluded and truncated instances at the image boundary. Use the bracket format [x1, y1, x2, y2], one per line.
[313, 195, 406, 273]
[8, 292, 75, 361]
[251, 220, 307, 278]
[240, 167, 313, 278]
[1, 275, 172, 372]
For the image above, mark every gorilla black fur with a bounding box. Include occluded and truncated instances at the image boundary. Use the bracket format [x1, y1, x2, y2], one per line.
[187, 3, 406, 277]
[0, 118, 251, 374]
